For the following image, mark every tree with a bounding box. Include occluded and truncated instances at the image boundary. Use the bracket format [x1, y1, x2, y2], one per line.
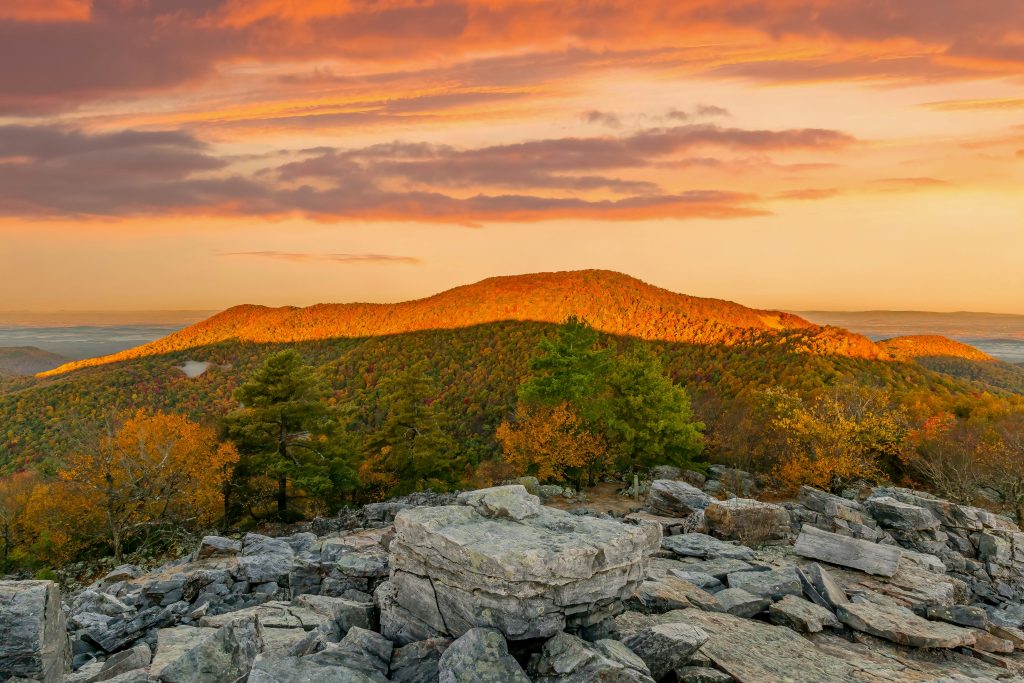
[604, 345, 704, 472]
[519, 316, 613, 421]
[227, 350, 343, 519]
[975, 412, 1024, 522]
[902, 413, 982, 504]
[361, 361, 457, 495]
[496, 402, 608, 486]
[60, 410, 238, 561]
[0, 470, 39, 566]
[772, 386, 908, 492]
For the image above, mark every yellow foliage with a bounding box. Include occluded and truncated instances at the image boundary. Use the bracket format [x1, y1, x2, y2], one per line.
[358, 448, 400, 501]
[495, 402, 608, 484]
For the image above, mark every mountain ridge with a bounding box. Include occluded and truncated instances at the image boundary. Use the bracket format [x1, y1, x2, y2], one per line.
[41, 270, 889, 377]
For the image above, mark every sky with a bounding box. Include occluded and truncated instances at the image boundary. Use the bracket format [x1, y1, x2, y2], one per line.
[1, 0, 1022, 314]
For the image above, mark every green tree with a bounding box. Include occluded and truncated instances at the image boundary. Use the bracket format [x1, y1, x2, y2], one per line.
[227, 350, 344, 520]
[362, 361, 458, 495]
[519, 316, 612, 421]
[604, 345, 705, 472]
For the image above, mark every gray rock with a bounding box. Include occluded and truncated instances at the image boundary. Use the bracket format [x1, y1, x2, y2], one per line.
[384, 487, 660, 641]
[456, 485, 541, 521]
[531, 632, 655, 683]
[248, 655, 384, 683]
[671, 557, 757, 581]
[682, 609, 855, 682]
[725, 567, 801, 602]
[149, 627, 215, 679]
[389, 638, 451, 683]
[616, 621, 709, 680]
[198, 600, 335, 630]
[795, 563, 848, 611]
[194, 536, 242, 561]
[156, 615, 263, 683]
[794, 525, 902, 577]
[926, 605, 990, 629]
[768, 595, 838, 633]
[660, 534, 755, 561]
[674, 666, 733, 683]
[437, 628, 530, 683]
[712, 589, 769, 618]
[704, 499, 790, 545]
[865, 496, 941, 531]
[96, 643, 150, 682]
[645, 480, 711, 517]
[0, 581, 70, 683]
[836, 600, 977, 648]
[235, 533, 296, 584]
[305, 626, 392, 678]
[668, 571, 723, 593]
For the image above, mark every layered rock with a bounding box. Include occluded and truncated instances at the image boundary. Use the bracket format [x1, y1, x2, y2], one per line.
[382, 485, 661, 642]
[0, 581, 70, 683]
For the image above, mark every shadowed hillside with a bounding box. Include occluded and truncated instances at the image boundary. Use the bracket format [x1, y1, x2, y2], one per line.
[0, 346, 67, 376]
[41, 270, 886, 377]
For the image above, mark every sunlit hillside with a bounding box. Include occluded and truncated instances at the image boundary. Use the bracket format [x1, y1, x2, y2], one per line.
[41, 270, 887, 377]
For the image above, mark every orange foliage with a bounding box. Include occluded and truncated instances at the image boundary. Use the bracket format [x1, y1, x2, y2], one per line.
[59, 410, 238, 560]
[41, 270, 886, 377]
[357, 448, 400, 502]
[496, 402, 608, 485]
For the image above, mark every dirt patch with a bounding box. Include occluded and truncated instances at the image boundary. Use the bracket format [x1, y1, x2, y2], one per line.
[544, 481, 645, 515]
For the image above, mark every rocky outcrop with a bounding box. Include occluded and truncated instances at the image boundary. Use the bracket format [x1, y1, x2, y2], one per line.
[382, 485, 661, 642]
[0, 581, 70, 683]
[437, 628, 529, 683]
[704, 498, 791, 545]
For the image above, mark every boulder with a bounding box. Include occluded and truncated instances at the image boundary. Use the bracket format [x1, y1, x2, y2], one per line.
[384, 486, 660, 641]
[675, 666, 733, 683]
[389, 638, 451, 683]
[725, 567, 802, 602]
[661, 534, 755, 561]
[768, 595, 838, 633]
[149, 626, 216, 679]
[925, 604, 990, 629]
[95, 643, 151, 682]
[437, 628, 530, 683]
[645, 480, 711, 517]
[195, 536, 242, 561]
[713, 589, 769, 618]
[836, 600, 977, 648]
[864, 496, 941, 531]
[531, 632, 655, 683]
[0, 581, 70, 683]
[616, 621, 709, 679]
[704, 498, 790, 545]
[794, 525, 902, 577]
[798, 487, 866, 524]
[156, 615, 263, 683]
[235, 533, 296, 584]
[795, 563, 848, 611]
[674, 609, 857, 682]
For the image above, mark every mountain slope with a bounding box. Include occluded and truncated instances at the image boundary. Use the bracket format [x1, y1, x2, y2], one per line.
[41, 270, 884, 377]
[877, 335, 993, 361]
[878, 335, 1024, 395]
[0, 346, 67, 376]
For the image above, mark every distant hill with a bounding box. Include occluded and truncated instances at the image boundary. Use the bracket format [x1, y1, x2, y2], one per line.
[877, 335, 994, 362]
[0, 347, 67, 376]
[41, 270, 886, 377]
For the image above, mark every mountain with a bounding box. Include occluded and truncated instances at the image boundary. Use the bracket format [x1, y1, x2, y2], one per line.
[878, 335, 1024, 395]
[4, 270, 1022, 470]
[41, 270, 885, 377]
[0, 346, 67, 376]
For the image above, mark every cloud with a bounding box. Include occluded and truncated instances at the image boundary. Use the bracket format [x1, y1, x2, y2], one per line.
[4, 1, 1024, 114]
[0, 121, 852, 223]
[582, 110, 622, 128]
[773, 188, 843, 201]
[869, 177, 951, 190]
[922, 98, 1024, 112]
[219, 251, 422, 264]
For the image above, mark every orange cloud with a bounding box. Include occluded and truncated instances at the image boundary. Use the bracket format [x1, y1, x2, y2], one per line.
[0, 0, 90, 22]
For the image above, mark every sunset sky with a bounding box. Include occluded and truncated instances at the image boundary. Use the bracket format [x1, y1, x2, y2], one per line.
[1, 0, 1022, 313]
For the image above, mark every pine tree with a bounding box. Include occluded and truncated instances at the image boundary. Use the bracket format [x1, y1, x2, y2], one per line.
[604, 345, 704, 472]
[227, 350, 343, 520]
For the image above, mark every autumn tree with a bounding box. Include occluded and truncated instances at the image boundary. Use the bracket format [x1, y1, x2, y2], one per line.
[771, 386, 908, 492]
[0, 470, 40, 566]
[975, 412, 1024, 522]
[902, 413, 982, 503]
[60, 410, 238, 561]
[496, 402, 608, 486]
[227, 350, 348, 520]
[604, 345, 704, 472]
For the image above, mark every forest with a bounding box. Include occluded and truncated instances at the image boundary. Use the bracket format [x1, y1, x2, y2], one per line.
[1, 279, 1024, 573]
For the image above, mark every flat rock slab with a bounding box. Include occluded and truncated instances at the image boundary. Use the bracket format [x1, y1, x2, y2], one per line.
[726, 567, 802, 601]
[661, 534, 755, 561]
[768, 595, 839, 633]
[677, 608, 856, 683]
[794, 525, 902, 577]
[199, 602, 328, 630]
[837, 600, 977, 649]
[646, 480, 711, 517]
